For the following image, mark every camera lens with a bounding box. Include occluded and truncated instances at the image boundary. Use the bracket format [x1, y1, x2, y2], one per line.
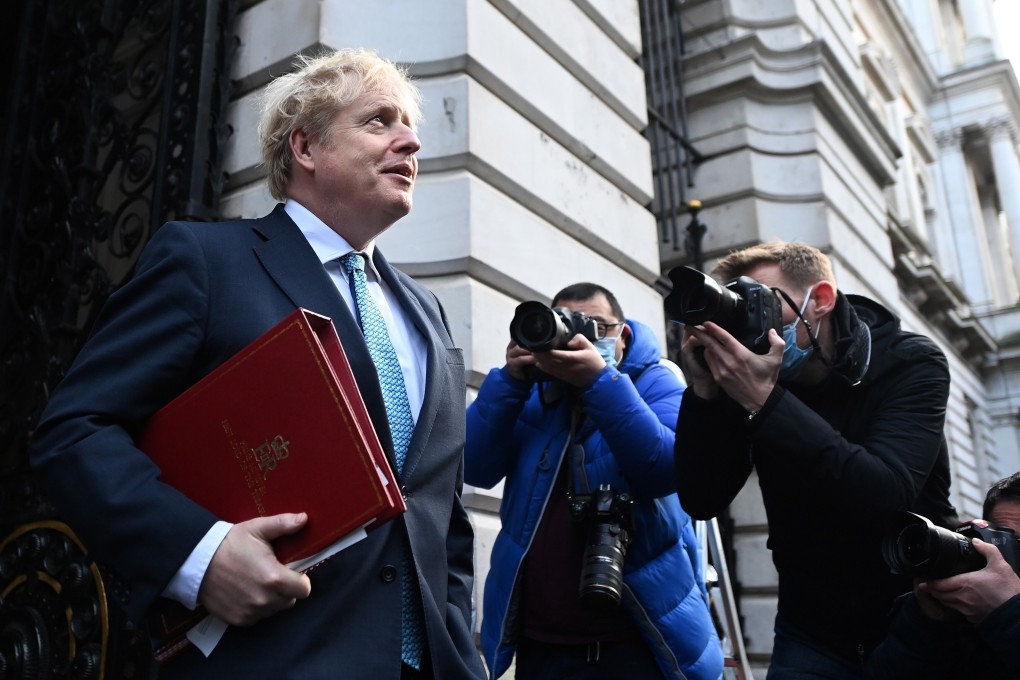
[896, 524, 934, 570]
[579, 522, 627, 611]
[518, 309, 555, 346]
[665, 267, 722, 325]
[510, 301, 574, 352]
[882, 515, 987, 578]
[677, 287, 718, 324]
[665, 266, 743, 326]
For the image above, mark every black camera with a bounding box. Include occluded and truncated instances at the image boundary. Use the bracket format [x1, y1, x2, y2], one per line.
[882, 512, 1020, 579]
[568, 485, 634, 611]
[664, 266, 783, 355]
[510, 301, 599, 352]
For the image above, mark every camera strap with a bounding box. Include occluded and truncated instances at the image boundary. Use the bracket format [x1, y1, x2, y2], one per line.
[564, 408, 592, 496]
[774, 286, 829, 365]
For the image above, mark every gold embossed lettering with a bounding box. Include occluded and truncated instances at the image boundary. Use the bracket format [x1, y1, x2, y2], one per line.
[255, 435, 290, 479]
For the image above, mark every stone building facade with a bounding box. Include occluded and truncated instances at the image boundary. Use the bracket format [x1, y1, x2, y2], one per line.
[222, 0, 1020, 673]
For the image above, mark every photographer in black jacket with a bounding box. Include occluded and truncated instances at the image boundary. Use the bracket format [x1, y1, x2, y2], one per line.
[867, 471, 1020, 679]
[673, 241, 959, 678]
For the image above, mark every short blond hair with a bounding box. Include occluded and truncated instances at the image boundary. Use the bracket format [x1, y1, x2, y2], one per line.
[258, 48, 423, 201]
[712, 241, 836, 289]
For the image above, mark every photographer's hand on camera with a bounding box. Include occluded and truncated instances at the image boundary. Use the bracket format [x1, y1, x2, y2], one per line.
[532, 333, 607, 388]
[920, 538, 1020, 624]
[505, 339, 538, 383]
[682, 321, 784, 414]
[910, 577, 964, 624]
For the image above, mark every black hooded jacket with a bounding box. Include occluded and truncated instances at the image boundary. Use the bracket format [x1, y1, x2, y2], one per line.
[675, 292, 958, 662]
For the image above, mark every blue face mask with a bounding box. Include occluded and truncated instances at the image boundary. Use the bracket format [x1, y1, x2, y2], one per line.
[595, 335, 620, 368]
[778, 287, 817, 382]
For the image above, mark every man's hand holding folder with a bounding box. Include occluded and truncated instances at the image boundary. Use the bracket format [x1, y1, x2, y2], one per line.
[199, 512, 313, 626]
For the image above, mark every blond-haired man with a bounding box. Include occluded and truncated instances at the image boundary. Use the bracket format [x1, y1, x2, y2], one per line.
[31, 48, 485, 680]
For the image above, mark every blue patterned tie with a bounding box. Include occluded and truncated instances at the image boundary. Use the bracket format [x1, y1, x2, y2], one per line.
[339, 252, 424, 669]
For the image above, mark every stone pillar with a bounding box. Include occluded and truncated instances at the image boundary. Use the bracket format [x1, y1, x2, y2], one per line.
[935, 128, 992, 304]
[988, 120, 1020, 297]
[899, 0, 944, 70]
[927, 148, 960, 282]
[959, 0, 995, 64]
[978, 194, 1018, 305]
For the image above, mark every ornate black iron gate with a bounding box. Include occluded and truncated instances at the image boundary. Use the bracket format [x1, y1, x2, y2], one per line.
[0, 0, 237, 676]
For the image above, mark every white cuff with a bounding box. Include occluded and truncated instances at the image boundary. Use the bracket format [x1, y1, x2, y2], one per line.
[161, 521, 233, 609]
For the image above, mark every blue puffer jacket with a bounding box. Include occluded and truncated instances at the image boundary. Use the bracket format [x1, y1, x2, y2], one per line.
[465, 318, 723, 680]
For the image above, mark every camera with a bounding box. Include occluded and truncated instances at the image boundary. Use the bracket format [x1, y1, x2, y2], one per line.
[664, 266, 782, 355]
[881, 511, 1020, 579]
[568, 485, 634, 611]
[510, 301, 599, 352]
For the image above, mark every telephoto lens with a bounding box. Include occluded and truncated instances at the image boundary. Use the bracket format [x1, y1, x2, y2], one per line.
[574, 487, 633, 611]
[578, 520, 628, 610]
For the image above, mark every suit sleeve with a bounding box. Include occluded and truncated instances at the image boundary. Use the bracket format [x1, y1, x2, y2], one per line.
[445, 455, 476, 629]
[29, 222, 220, 622]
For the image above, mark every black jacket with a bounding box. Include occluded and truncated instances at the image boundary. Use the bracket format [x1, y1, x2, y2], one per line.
[866, 593, 1020, 678]
[675, 292, 958, 662]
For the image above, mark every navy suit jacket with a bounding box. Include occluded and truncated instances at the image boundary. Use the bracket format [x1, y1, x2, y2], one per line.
[31, 205, 485, 679]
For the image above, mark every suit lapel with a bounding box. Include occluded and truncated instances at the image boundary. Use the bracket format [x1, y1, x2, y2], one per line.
[249, 211, 347, 322]
[250, 207, 397, 471]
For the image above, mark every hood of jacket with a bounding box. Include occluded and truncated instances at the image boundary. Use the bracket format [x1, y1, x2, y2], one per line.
[617, 317, 663, 380]
[827, 292, 879, 385]
[840, 292, 944, 389]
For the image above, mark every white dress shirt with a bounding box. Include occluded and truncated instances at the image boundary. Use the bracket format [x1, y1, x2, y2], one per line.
[162, 199, 427, 608]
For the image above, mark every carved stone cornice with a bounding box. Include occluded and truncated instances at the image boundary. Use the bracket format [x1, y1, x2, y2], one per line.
[984, 116, 1018, 143]
[935, 127, 966, 149]
[889, 220, 996, 368]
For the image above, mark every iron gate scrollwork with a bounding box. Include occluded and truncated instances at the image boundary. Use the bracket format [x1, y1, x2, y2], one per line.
[0, 0, 237, 677]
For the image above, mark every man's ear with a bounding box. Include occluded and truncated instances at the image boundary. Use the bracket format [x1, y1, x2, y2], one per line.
[811, 280, 837, 317]
[619, 323, 632, 358]
[289, 128, 315, 172]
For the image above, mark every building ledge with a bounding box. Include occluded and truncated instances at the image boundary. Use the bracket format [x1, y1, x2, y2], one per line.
[890, 222, 996, 367]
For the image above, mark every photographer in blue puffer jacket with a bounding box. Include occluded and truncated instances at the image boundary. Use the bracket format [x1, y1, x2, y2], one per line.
[465, 282, 723, 680]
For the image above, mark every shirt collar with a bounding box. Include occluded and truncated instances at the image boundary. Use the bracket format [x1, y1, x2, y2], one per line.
[284, 199, 380, 277]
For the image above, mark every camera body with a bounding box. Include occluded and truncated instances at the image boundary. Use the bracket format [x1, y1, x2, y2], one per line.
[882, 511, 1020, 579]
[568, 485, 634, 610]
[664, 266, 783, 355]
[510, 301, 599, 352]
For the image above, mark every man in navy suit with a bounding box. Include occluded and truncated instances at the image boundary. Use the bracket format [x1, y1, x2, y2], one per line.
[30, 48, 485, 680]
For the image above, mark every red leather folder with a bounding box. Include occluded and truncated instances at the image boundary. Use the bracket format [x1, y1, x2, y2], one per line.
[140, 308, 405, 661]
